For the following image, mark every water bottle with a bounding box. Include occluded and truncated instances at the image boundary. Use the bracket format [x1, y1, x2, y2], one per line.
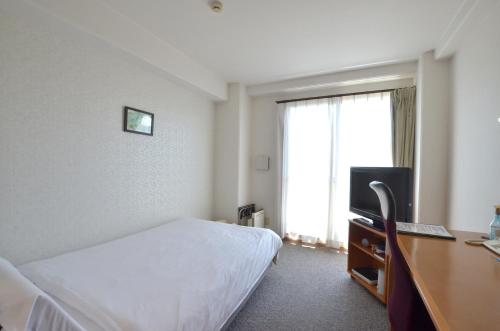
[489, 205, 500, 240]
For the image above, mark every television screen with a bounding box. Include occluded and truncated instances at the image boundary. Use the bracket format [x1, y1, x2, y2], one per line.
[350, 167, 413, 226]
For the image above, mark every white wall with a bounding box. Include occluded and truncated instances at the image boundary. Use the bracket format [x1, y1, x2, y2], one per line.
[213, 83, 251, 222]
[414, 51, 451, 225]
[214, 84, 240, 221]
[250, 95, 278, 229]
[27, 0, 227, 100]
[0, 1, 214, 264]
[448, 2, 500, 232]
[238, 88, 251, 205]
[250, 79, 415, 231]
[247, 61, 417, 96]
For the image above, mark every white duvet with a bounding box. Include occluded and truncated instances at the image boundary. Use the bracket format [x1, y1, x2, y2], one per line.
[19, 219, 282, 331]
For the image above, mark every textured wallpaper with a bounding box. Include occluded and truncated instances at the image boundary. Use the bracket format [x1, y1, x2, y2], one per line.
[0, 2, 214, 264]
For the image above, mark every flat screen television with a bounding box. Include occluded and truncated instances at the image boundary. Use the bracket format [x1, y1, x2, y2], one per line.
[350, 167, 413, 230]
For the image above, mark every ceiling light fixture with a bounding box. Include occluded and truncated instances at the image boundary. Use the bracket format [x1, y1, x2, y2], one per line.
[210, 0, 223, 13]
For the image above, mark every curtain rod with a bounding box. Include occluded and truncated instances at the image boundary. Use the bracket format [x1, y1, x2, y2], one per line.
[275, 88, 396, 104]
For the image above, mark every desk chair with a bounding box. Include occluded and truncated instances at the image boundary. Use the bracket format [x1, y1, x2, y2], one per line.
[369, 181, 435, 331]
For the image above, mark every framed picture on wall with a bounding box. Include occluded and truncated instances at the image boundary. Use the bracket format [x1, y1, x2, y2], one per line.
[123, 106, 154, 136]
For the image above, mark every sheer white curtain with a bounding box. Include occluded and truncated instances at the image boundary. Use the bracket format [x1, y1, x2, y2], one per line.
[280, 92, 392, 248]
[282, 98, 337, 244]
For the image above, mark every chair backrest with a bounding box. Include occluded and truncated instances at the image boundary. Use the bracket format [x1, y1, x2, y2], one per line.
[369, 181, 415, 331]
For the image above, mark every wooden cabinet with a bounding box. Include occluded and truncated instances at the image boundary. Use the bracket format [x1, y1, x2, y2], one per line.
[347, 219, 390, 304]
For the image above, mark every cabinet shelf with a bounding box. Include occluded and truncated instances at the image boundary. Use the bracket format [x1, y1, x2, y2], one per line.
[349, 271, 385, 302]
[347, 219, 389, 305]
[350, 241, 386, 265]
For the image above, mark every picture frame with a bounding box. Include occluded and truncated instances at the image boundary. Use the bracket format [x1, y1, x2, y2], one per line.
[123, 106, 154, 136]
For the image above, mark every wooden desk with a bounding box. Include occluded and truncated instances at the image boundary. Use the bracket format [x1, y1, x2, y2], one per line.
[398, 230, 500, 331]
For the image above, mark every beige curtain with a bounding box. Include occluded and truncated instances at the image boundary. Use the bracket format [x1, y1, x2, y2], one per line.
[391, 86, 416, 167]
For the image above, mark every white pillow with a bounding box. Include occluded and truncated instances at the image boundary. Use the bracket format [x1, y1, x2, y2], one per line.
[0, 256, 84, 331]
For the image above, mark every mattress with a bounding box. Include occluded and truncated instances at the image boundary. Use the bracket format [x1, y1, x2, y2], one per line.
[19, 218, 282, 331]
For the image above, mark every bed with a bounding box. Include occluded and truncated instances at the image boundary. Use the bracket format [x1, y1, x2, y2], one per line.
[6, 218, 282, 331]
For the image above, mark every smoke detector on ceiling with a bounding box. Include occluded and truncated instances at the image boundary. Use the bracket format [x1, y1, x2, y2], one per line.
[210, 0, 223, 13]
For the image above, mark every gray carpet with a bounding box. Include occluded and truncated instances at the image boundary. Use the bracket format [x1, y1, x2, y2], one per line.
[227, 243, 389, 331]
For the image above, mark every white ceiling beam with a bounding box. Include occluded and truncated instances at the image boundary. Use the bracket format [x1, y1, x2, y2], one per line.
[436, 0, 500, 59]
[247, 61, 418, 97]
[28, 0, 228, 100]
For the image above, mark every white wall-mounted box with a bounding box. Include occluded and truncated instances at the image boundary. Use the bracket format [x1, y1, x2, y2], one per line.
[255, 155, 270, 171]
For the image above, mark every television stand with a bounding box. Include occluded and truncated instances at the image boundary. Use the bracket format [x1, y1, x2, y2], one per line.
[347, 219, 390, 304]
[352, 217, 385, 232]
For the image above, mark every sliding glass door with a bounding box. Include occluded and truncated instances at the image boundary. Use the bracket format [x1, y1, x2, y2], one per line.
[283, 99, 334, 244]
[281, 92, 392, 248]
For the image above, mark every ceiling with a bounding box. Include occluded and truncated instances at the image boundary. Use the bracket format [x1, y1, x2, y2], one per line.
[101, 0, 462, 85]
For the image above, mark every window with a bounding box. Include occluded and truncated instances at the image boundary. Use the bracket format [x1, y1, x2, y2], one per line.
[282, 92, 392, 248]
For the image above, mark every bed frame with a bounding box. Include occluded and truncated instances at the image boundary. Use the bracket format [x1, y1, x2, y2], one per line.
[220, 252, 279, 330]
